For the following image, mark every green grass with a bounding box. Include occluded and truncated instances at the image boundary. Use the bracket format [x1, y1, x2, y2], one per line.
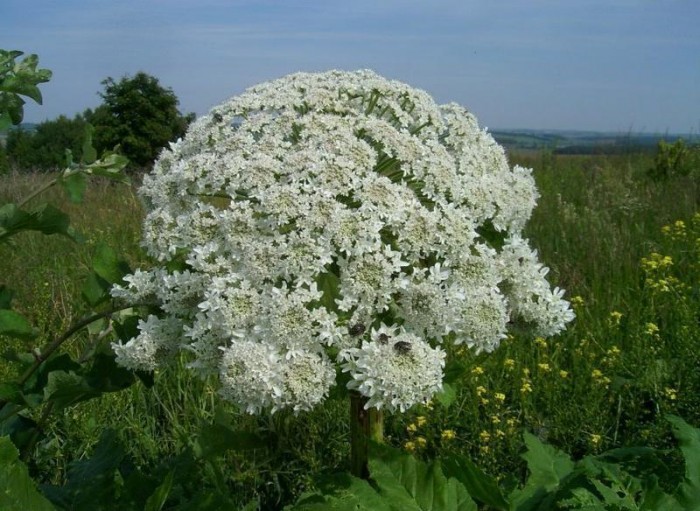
[1, 152, 698, 508]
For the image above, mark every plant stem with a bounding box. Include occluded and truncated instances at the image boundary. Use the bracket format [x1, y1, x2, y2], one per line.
[349, 391, 383, 479]
[17, 177, 58, 208]
[17, 302, 153, 386]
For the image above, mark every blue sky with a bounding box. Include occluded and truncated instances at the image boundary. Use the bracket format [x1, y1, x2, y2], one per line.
[3, 0, 699, 132]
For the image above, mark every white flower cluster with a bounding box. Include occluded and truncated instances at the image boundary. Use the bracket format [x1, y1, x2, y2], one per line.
[111, 70, 574, 414]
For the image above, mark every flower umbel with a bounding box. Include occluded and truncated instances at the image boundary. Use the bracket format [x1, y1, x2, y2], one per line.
[112, 69, 574, 414]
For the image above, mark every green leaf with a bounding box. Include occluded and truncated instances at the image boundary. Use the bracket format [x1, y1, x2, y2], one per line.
[0, 382, 22, 404]
[522, 431, 575, 489]
[434, 383, 456, 408]
[442, 453, 510, 510]
[144, 469, 174, 511]
[86, 152, 130, 183]
[81, 123, 97, 164]
[639, 476, 682, 511]
[83, 352, 136, 392]
[290, 472, 392, 511]
[369, 443, 477, 511]
[41, 429, 124, 510]
[43, 370, 100, 411]
[60, 171, 87, 203]
[0, 411, 39, 454]
[0, 203, 75, 242]
[0, 436, 56, 511]
[509, 431, 575, 511]
[0, 309, 36, 339]
[92, 242, 130, 284]
[667, 414, 700, 508]
[81, 272, 111, 306]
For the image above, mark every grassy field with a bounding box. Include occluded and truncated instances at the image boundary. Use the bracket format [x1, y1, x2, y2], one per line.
[1, 151, 699, 508]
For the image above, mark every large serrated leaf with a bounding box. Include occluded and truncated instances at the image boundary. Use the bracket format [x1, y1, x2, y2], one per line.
[290, 472, 392, 511]
[521, 431, 575, 489]
[667, 415, 700, 509]
[41, 429, 125, 510]
[0, 436, 56, 511]
[509, 431, 575, 510]
[442, 453, 510, 510]
[369, 443, 477, 511]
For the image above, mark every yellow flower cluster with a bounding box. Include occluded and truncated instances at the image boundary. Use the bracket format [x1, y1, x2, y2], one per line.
[661, 219, 687, 240]
[608, 311, 623, 327]
[570, 295, 585, 309]
[591, 368, 611, 387]
[641, 252, 673, 272]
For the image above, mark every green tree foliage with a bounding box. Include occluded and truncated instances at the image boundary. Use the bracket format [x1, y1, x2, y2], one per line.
[5, 114, 89, 170]
[648, 138, 699, 181]
[89, 72, 194, 168]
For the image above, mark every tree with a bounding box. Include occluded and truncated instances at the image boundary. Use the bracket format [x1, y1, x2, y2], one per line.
[89, 72, 194, 168]
[5, 114, 89, 170]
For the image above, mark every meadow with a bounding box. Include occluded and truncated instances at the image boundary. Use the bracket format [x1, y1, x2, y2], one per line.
[1, 149, 699, 509]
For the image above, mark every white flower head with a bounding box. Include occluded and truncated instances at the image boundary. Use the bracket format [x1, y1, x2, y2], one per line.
[342, 330, 445, 412]
[113, 69, 573, 414]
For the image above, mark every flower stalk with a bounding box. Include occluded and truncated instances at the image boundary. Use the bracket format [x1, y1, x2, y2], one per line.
[350, 391, 384, 478]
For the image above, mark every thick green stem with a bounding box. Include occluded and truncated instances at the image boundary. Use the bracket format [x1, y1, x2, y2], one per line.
[350, 391, 384, 479]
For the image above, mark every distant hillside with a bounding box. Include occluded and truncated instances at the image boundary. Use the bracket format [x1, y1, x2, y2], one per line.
[491, 129, 698, 155]
[3, 123, 696, 156]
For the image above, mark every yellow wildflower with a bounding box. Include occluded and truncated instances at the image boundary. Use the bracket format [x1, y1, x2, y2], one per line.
[570, 295, 585, 308]
[404, 441, 416, 452]
[608, 311, 623, 327]
[407, 423, 418, 434]
[559, 370, 569, 379]
[520, 380, 533, 394]
[494, 392, 506, 403]
[664, 387, 678, 401]
[441, 429, 456, 441]
[471, 366, 484, 376]
[645, 322, 660, 336]
[534, 337, 547, 348]
[504, 358, 515, 370]
[415, 436, 427, 448]
[491, 415, 501, 424]
[476, 385, 487, 396]
[479, 430, 491, 442]
[416, 416, 427, 427]
[590, 434, 602, 447]
[538, 362, 551, 373]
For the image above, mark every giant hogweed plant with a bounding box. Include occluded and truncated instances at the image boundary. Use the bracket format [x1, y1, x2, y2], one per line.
[110, 69, 575, 473]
